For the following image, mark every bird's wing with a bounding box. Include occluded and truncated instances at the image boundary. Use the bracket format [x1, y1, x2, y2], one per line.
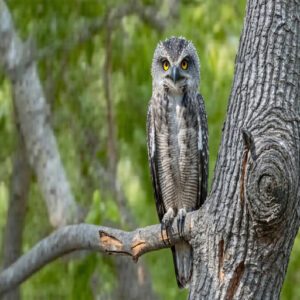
[147, 102, 165, 222]
[196, 93, 209, 208]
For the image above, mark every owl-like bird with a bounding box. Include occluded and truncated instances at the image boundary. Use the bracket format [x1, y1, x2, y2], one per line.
[147, 37, 208, 288]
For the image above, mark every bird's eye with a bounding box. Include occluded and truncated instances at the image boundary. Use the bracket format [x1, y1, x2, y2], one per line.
[181, 59, 188, 70]
[162, 60, 170, 71]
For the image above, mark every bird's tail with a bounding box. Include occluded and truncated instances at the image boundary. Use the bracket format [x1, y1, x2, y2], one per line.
[172, 241, 193, 288]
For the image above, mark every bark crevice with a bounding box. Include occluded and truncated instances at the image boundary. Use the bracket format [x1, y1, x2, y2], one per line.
[225, 261, 245, 300]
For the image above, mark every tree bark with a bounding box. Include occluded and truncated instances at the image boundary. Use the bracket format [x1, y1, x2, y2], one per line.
[188, 0, 300, 299]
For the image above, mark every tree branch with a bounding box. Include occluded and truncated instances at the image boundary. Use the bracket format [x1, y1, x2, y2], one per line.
[0, 212, 195, 295]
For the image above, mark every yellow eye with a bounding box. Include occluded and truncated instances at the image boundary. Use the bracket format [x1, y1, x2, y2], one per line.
[162, 60, 169, 71]
[181, 59, 188, 70]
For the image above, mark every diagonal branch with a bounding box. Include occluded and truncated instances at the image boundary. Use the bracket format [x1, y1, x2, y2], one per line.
[0, 212, 196, 296]
[0, 0, 78, 227]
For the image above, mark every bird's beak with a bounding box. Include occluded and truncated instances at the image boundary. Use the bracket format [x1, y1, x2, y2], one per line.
[170, 66, 181, 83]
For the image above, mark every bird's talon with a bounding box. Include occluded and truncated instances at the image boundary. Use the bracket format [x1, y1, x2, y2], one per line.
[161, 224, 169, 246]
[166, 228, 171, 246]
[177, 208, 187, 239]
[161, 221, 172, 246]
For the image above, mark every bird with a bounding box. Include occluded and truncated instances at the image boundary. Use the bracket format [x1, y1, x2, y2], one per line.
[147, 36, 208, 288]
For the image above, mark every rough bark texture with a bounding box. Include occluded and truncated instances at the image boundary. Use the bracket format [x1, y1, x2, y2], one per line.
[0, 0, 78, 227]
[189, 0, 300, 299]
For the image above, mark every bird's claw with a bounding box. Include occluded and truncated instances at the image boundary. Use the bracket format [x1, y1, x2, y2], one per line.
[177, 208, 186, 239]
[161, 222, 171, 246]
[161, 208, 175, 246]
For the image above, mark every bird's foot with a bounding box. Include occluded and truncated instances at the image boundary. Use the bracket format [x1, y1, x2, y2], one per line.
[161, 208, 175, 246]
[177, 208, 187, 239]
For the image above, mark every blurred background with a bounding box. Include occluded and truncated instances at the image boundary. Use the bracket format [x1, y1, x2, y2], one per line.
[0, 0, 299, 299]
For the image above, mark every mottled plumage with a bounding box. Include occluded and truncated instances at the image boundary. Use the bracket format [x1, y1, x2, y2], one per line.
[147, 37, 208, 288]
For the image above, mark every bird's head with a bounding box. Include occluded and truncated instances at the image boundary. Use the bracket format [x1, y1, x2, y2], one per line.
[151, 36, 200, 94]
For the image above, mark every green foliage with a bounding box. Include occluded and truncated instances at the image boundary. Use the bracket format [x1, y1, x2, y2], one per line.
[1, 0, 299, 299]
[282, 235, 300, 299]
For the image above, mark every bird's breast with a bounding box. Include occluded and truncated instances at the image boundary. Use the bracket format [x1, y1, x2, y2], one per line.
[154, 93, 199, 209]
[167, 95, 190, 150]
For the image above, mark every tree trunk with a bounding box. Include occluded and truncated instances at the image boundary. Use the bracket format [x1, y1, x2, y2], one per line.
[2, 114, 31, 300]
[189, 0, 300, 299]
